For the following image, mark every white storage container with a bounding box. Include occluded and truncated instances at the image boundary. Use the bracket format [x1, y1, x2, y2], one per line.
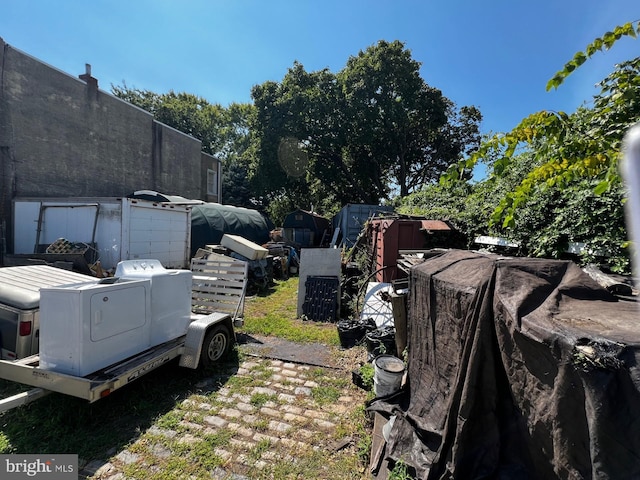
[115, 259, 192, 346]
[221, 234, 268, 260]
[39, 278, 152, 376]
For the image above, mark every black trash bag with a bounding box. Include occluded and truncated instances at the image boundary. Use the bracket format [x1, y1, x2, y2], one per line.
[365, 326, 397, 361]
[337, 317, 377, 348]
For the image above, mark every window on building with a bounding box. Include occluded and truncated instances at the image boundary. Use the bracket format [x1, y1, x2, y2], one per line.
[207, 169, 218, 196]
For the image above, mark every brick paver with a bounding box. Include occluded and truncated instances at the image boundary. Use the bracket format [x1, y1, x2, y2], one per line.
[79, 356, 367, 479]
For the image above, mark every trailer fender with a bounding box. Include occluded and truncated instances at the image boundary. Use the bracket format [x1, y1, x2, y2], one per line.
[179, 312, 234, 369]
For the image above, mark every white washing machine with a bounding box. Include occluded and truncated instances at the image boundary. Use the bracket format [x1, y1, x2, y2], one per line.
[39, 278, 152, 376]
[115, 259, 192, 347]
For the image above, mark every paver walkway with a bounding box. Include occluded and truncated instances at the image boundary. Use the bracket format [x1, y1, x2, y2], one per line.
[79, 348, 369, 479]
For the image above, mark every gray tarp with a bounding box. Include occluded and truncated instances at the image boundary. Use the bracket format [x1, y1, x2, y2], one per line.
[370, 249, 640, 479]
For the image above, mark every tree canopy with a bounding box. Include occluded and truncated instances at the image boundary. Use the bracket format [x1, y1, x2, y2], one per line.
[250, 40, 482, 218]
[112, 41, 482, 224]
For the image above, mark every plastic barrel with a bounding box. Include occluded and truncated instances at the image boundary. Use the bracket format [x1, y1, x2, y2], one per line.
[373, 354, 405, 397]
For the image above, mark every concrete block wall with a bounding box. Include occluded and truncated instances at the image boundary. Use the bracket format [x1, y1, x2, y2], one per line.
[0, 37, 220, 251]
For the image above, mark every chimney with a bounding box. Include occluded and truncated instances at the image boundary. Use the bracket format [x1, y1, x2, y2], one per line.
[78, 63, 98, 89]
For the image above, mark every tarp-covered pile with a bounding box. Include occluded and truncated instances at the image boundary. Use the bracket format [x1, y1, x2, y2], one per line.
[371, 249, 640, 479]
[190, 203, 273, 254]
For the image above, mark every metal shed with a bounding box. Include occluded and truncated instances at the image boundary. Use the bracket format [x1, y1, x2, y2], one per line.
[368, 218, 453, 282]
[282, 209, 331, 248]
[332, 203, 394, 249]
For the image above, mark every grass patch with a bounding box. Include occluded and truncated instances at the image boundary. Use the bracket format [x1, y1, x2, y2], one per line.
[0, 359, 236, 459]
[155, 410, 183, 430]
[311, 385, 341, 405]
[253, 418, 269, 432]
[224, 374, 256, 392]
[249, 438, 272, 461]
[242, 277, 341, 346]
[247, 361, 276, 381]
[202, 428, 233, 449]
[250, 392, 277, 408]
[259, 446, 365, 480]
[308, 367, 351, 389]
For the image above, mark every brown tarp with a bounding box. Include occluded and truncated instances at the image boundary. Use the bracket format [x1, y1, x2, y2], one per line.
[370, 249, 640, 479]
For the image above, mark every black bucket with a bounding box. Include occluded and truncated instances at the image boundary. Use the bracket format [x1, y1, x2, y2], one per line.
[337, 318, 377, 348]
[365, 327, 397, 360]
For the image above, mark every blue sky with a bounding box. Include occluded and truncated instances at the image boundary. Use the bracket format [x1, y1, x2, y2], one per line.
[1, 0, 639, 138]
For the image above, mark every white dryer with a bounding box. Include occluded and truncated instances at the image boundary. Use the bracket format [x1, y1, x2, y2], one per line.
[39, 278, 152, 376]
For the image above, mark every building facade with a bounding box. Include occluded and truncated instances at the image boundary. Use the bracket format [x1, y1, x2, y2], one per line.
[0, 37, 221, 252]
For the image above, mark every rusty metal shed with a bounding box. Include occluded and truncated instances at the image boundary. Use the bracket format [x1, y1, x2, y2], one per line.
[368, 218, 453, 282]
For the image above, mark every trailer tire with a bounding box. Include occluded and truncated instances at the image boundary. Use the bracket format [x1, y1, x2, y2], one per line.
[200, 324, 232, 368]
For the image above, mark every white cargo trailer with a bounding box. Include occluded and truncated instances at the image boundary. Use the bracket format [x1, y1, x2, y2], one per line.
[12, 196, 192, 271]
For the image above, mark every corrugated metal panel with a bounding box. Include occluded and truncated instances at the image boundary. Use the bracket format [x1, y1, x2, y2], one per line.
[333, 204, 394, 248]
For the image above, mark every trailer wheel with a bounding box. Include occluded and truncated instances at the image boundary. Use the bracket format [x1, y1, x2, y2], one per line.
[200, 324, 232, 368]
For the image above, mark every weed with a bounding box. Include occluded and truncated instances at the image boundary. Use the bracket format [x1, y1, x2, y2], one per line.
[308, 367, 327, 380]
[311, 385, 341, 405]
[359, 362, 375, 390]
[357, 432, 372, 466]
[203, 428, 233, 448]
[252, 418, 269, 432]
[248, 362, 276, 381]
[249, 438, 272, 460]
[388, 459, 414, 480]
[0, 433, 11, 453]
[184, 411, 204, 424]
[225, 375, 255, 393]
[250, 392, 277, 408]
[155, 410, 183, 430]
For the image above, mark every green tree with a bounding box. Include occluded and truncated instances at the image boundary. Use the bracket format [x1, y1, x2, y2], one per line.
[111, 85, 226, 155]
[444, 22, 640, 228]
[250, 40, 482, 217]
[338, 40, 481, 197]
[435, 22, 639, 271]
[250, 64, 343, 217]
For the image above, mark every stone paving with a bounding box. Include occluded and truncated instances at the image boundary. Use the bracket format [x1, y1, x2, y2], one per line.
[78, 356, 369, 479]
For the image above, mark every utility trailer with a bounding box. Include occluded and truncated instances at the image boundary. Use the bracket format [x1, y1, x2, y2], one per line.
[0, 253, 248, 412]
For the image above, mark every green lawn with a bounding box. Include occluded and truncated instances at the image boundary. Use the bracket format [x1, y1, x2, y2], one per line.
[241, 276, 341, 346]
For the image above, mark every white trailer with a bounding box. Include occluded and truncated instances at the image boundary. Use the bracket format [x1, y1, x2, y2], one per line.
[0, 254, 248, 412]
[12, 196, 193, 271]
